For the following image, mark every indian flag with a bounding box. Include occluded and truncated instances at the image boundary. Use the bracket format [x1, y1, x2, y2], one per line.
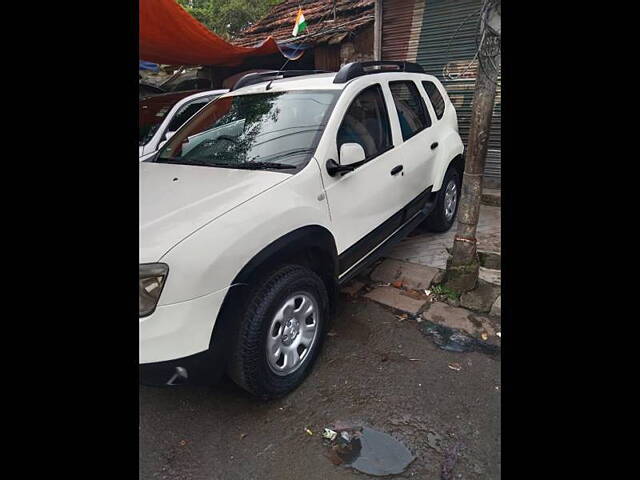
[292, 8, 307, 36]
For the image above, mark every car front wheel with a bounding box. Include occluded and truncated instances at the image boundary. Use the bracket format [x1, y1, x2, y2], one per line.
[227, 264, 329, 398]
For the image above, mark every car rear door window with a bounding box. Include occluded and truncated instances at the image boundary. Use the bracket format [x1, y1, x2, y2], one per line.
[337, 84, 392, 160]
[422, 81, 445, 120]
[389, 81, 431, 141]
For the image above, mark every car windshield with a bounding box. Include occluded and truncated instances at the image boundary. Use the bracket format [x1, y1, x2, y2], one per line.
[155, 90, 339, 170]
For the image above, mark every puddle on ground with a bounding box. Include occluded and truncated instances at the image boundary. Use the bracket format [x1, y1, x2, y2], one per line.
[418, 321, 500, 357]
[325, 426, 415, 477]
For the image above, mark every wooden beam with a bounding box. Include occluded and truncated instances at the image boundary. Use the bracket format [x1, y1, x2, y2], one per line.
[374, 0, 383, 61]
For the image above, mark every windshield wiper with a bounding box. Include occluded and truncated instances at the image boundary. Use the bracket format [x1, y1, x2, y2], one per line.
[154, 157, 211, 167]
[154, 158, 296, 170]
[214, 162, 296, 170]
[248, 148, 314, 163]
[156, 144, 314, 167]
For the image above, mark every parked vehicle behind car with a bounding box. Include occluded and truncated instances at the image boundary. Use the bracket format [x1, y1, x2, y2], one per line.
[139, 89, 228, 160]
[139, 81, 165, 98]
[139, 62, 464, 398]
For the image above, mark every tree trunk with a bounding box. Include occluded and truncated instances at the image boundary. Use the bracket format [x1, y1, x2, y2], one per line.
[445, 10, 500, 293]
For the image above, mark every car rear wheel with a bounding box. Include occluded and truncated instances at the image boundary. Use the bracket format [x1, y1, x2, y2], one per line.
[424, 166, 461, 232]
[227, 265, 329, 398]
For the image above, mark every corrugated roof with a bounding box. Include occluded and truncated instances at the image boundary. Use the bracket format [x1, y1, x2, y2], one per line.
[232, 0, 375, 48]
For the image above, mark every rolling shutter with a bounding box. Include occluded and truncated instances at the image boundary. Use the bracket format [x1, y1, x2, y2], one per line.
[382, 0, 501, 186]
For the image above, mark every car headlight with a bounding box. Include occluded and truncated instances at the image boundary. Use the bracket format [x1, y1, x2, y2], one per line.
[139, 263, 169, 317]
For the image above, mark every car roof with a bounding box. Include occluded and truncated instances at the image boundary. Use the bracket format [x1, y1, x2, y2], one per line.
[223, 71, 440, 97]
[225, 73, 340, 95]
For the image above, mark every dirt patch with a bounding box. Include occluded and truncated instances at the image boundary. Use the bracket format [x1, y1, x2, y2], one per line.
[140, 299, 500, 480]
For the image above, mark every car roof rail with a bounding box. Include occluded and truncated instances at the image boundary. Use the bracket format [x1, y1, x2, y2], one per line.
[333, 61, 425, 84]
[231, 70, 331, 91]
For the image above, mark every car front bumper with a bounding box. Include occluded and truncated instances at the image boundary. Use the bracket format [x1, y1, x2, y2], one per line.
[139, 286, 231, 365]
[139, 349, 226, 386]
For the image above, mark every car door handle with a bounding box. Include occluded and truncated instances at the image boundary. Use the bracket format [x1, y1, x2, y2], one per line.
[390, 165, 403, 176]
[430, 142, 439, 150]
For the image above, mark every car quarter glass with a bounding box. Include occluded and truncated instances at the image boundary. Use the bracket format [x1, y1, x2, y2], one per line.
[336, 84, 392, 160]
[389, 81, 432, 141]
[422, 81, 446, 120]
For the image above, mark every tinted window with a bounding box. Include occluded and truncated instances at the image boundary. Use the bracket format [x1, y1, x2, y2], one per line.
[389, 81, 431, 141]
[337, 85, 392, 159]
[422, 81, 445, 119]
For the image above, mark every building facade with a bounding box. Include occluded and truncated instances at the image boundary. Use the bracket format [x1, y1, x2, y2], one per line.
[233, 0, 376, 72]
[379, 0, 501, 187]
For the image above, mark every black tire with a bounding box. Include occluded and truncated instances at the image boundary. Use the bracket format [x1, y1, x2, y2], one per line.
[424, 166, 461, 232]
[227, 264, 329, 399]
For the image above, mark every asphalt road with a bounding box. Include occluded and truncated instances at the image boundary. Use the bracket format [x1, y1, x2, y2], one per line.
[140, 295, 501, 479]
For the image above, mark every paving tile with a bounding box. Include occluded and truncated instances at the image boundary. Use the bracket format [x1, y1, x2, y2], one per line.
[370, 259, 439, 290]
[387, 203, 501, 269]
[423, 302, 495, 337]
[459, 280, 501, 313]
[479, 267, 501, 286]
[490, 296, 501, 317]
[364, 286, 427, 315]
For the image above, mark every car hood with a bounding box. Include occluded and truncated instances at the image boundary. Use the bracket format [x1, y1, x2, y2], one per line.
[139, 162, 289, 263]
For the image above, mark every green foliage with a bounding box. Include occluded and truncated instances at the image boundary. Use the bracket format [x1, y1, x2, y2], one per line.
[177, 0, 282, 39]
[432, 283, 460, 301]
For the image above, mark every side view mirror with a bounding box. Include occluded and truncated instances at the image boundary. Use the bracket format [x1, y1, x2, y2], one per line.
[326, 143, 366, 177]
[340, 143, 366, 166]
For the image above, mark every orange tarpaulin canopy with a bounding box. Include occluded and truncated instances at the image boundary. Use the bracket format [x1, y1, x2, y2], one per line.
[140, 0, 298, 66]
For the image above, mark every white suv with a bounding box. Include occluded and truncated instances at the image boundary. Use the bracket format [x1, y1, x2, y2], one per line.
[139, 62, 464, 397]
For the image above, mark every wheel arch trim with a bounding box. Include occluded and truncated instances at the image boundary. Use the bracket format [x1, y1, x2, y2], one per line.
[208, 225, 339, 355]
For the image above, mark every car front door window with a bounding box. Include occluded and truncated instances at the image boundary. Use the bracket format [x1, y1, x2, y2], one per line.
[337, 84, 391, 162]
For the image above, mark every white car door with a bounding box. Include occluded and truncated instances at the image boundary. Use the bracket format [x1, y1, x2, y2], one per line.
[417, 79, 452, 186]
[385, 79, 438, 210]
[315, 83, 409, 277]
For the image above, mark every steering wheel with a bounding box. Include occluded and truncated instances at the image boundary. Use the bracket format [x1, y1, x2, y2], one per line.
[214, 135, 239, 145]
[183, 134, 238, 161]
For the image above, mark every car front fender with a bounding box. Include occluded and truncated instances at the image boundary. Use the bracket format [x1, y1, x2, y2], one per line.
[157, 160, 332, 306]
